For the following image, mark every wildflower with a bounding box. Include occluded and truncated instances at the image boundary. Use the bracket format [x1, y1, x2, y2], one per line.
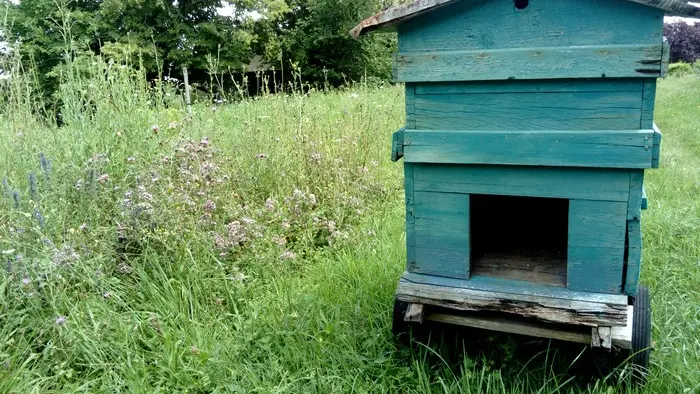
[1, 177, 8, 196]
[151, 125, 159, 134]
[274, 236, 287, 247]
[40, 152, 52, 177]
[21, 278, 31, 286]
[12, 191, 19, 209]
[190, 346, 200, 355]
[28, 173, 37, 200]
[55, 316, 67, 326]
[75, 179, 84, 191]
[310, 152, 322, 164]
[103, 292, 111, 299]
[52, 245, 79, 266]
[200, 137, 210, 147]
[309, 194, 317, 206]
[370, 160, 379, 167]
[34, 208, 45, 228]
[169, 121, 179, 129]
[98, 174, 109, 184]
[349, 93, 359, 99]
[241, 217, 255, 225]
[227, 221, 247, 246]
[265, 198, 275, 211]
[256, 153, 268, 159]
[127, 157, 136, 163]
[280, 250, 297, 260]
[230, 268, 248, 283]
[1, 250, 15, 255]
[117, 263, 132, 274]
[281, 220, 291, 230]
[79, 223, 88, 232]
[326, 221, 336, 232]
[367, 230, 376, 237]
[204, 200, 216, 212]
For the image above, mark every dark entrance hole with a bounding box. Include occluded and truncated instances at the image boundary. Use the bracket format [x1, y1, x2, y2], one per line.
[514, 0, 529, 10]
[470, 194, 569, 286]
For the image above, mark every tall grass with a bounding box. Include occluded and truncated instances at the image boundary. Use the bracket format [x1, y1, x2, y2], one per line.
[1, 30, 699, 394]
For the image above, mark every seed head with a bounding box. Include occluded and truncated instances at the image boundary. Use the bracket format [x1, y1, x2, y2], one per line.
[28, 173, 37, 200]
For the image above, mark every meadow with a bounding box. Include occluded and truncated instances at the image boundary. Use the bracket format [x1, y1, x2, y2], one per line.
[0, 55, 699, 393]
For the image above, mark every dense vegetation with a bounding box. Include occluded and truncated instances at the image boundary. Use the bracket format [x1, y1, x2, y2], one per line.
[1, 31, 699, 391]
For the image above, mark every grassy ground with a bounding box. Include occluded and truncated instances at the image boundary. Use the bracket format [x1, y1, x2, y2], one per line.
[0, 57, 698, 392]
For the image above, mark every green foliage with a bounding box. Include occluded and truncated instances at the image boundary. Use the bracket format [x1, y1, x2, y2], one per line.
[255, 0, 400, 85]
[668, 62, 693, 77]
[1, 46, 700, 392]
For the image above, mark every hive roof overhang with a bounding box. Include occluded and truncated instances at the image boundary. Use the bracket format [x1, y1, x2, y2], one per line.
[350, 0, 700, 38]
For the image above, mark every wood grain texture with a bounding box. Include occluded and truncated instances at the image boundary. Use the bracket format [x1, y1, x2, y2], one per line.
[652, 123, 662, 168]
[353, 0, 693, 38]
[568, 200, 627, 294]
[624, 219, 643, 296]
[415, 79, 644, 95]
[641, 79, 657, 129]
[471, 252, 567, 287]
[427, 312, 592, 344]
[398, 0, 665, 52]
[396, 278, 628, 327]
[413, 164, 631, 202]
[391, 128, 405, 162]
[412, 191, 470, 279]
[402, 130, 656, 168]
[402, 271, 629, 304]
[628, 170, 646, 221]
[404, 163, 416, 273]
[413, 90, 644, 131]
[394, 45, 665, 82]
[405, 83, 416, 129]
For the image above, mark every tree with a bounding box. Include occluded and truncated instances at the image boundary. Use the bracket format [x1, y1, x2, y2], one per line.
[664, 22, 700, 64]
[254, 0, 401, 86]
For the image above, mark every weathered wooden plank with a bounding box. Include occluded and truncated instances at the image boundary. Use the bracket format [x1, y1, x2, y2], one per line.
[391, 128, 405, 162]
[405, 83, 416, 129]
[396, 278, 628, 327]
[624, 220, 643, 296]
[661, 41, 671, 77]
[652, 123, 663, 168]
[394, 45, 665, 83]
[353, 0, 690, 39]
[628, 170, 646, 221]
[641, 79, 657, 129]
[404, 164, 416, 273]
[402, 271, 629, 306]
[569, 200, 628, 248]
[415, 79, 644, 96]
[428, 308, 634, 349]
[404, 303, 425, 323]
[592, 327, 613, 349]
[427, 313, 592, 344]
[413, 91, 643, 131]
[402, 130, 655, 168]
[413, 165, 631, 202]
[397, 0, 665, 52]
[412, 191, 470, 279]
[471, 252, 567, 288]
[568, 200, 627, 294]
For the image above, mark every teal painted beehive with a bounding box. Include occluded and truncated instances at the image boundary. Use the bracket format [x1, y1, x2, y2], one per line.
[353, 1, 699, 355]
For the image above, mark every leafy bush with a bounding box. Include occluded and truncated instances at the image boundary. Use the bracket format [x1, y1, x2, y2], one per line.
[664, 22, 700, 63]
[668, 61, 694, 76]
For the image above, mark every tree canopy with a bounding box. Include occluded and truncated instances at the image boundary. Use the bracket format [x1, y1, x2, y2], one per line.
[2, 0, 400, 99]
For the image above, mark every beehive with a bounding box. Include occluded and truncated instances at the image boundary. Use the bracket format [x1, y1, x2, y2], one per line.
[353, 0, 699, 297]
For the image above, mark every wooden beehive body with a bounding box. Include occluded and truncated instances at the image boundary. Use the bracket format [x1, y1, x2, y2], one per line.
[382, 0, 671, 297]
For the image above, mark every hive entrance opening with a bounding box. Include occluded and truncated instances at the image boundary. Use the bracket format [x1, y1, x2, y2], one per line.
[470, 195, 568, 287]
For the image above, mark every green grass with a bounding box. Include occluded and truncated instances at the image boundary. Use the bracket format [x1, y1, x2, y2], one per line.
[0, 55, 699, 392]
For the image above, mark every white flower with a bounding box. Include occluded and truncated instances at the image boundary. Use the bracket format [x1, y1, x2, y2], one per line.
[280, 250, 297, 260]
